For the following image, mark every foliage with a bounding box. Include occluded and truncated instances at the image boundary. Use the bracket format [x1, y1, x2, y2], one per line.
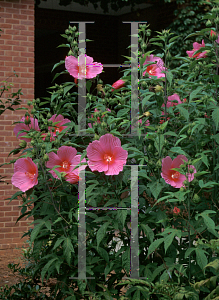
[2, 1, 219, 299]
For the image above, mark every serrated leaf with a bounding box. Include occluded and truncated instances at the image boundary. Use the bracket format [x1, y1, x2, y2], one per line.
[30, 221, 44, 243]
[141, 224, 154, 243]
[177, 106, 189, 121]
[41, 257, 57, 283]
[63, 237, 74, 266]
[212, 107, 219, 131]
[147, 238, 164, 256]
[196, 248, 208, 270]
[97, 222, 110, 247]
[148, 181, 163, 199]
[117, 209, 128, 228]
[189, 86, 203, 102]
[164, 232, 175, 253]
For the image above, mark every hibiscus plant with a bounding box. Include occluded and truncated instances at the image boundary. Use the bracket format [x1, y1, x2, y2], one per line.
[2, 1, 219, 299]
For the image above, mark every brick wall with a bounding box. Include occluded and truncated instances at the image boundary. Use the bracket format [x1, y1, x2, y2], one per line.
[0, 0, 34, 250]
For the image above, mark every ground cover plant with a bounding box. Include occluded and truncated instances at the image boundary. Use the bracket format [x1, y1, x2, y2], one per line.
[1, 0, 219, 299]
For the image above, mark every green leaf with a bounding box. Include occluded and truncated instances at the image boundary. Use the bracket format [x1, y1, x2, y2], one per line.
[189, 86, 203, 102]
[51, 60, 65, 72]
[41, 257, 57, 283]
[147, 238, 164, 256]
[117, 209, 128, 228]
[122, 248, 130, 274]
[117, 108, 130, 118]
[141, 224, 154, 243]
[200, 213, 215, 230]
[148, 181, 163, 199]
[53, 236, 65, 250]
[212, 107, 219, 131]
[213, 75, 219, 86]
[30, 221, 45, 243]
[86, 80, 92, 93]
[185, 247, 196, 258]
[170, 147, 187, 156]
[196, 248, 208, 270]
[63, 237, 74, 266]
[97, 222, 110, 247]
[164, 131, 178, 137]
[177, 106, 189, 121]
[164, 232, 175, 253]
[166, 71, 173, 86]
[64, 84, 74, 95]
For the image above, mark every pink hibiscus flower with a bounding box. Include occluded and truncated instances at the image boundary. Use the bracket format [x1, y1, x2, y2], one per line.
[143, 54, 165, 78]
[48, 114, 71, 138]
[46, 146, 86, 184]
[88, 108, 111, 128]
[86, 133, 128, 175]
[161, 155, 196, 188]
[161, 93, 182, 115]
[111, 79, 126, 91]
[186, 40, 207, 59]
[65, 54, 103, 80]
[11, 157, 38, 192]
[210, 30, 219, 44]
[14, 116, 40, 142]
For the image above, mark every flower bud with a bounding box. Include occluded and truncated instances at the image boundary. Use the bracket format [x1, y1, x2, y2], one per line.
[43, 154, 49, 162]
[206, 20, 212, 27]
[193, 194, 200, 203]
[183, 180, 189, 186]
[25, 117, 31, 125]
[72, 26, 77, 31]
[19, 140, 27, 148]
[154, 85, 163, 93]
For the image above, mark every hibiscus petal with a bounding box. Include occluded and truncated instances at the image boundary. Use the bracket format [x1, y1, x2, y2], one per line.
[14, 157, 37, 173]
[161, 156, 173, 175]
[88, 159, 108, 173]
[65, 56, 79, 78]
[11, 171, 38, 192]
[172, 155, 188, 169]
[87, 140, 105, 161]
[112, 146, 128, 162]
[106, 160, 126, 175]
[57, 146, 77, 164]
[46, 152, 62, 169]
[99, 134, 121, 155]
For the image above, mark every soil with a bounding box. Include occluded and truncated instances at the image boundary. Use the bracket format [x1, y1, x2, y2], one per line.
[0, 248, 26, 289]
[0, 247, 128, 299]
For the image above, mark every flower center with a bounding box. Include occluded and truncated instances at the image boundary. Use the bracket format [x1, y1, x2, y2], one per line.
[104, 154, 112, 162]
[146, 65, 156, 75]
[171, 171, 180, 179]
[79, 64, 86, 76]
[25, 172, 35, 180]
[62, 161, 69, 169]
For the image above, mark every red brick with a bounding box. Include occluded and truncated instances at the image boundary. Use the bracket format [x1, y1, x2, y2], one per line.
[6, 18, 20, 25]
[13, 4, 28, 9]
[14, 14, 28, 20]
[0, 23, 12, 29]
[13, 226, 28, 232]
[0, 227, 12, 233]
